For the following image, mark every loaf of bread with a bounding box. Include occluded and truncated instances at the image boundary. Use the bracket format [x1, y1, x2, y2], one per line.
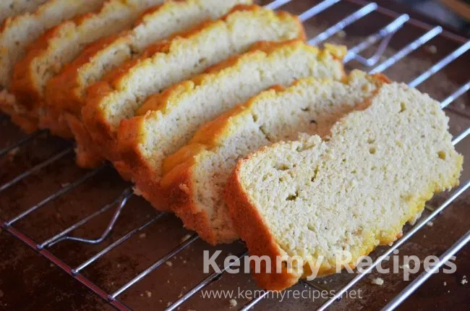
[226, 82, 463, 291]
[0, 0, 105, 132]
[117, 40, 346, 213]
[161, 71, 388, 245]
[0, 0, 48, 24]
[10, 0, 166, 135]
[43, 0, 250, 143]
[81, 5, 305, 168]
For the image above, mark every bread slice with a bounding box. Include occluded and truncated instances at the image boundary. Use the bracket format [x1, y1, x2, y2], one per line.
[81, 5, 305, 167]
[10, 0, 166, 134]
[117, 41, 346, 213]
[43, 0, 251, 140]
[161, 71, 389, 245]
[0, 0, 48, 24]
[226, 83, 463, 291]
[0, 0, 105, 132]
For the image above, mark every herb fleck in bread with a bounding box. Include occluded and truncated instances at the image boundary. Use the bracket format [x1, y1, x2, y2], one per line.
[117, 40, 346, 213]
[226, 83, 463, 291]
[0, 0, 105, 132]
[162, 71, 388, 245]
[0, 0, 48, 24]
[81, 5, 305, 167]
[44, 0, 250, 143]
[10, 0, 166, 135]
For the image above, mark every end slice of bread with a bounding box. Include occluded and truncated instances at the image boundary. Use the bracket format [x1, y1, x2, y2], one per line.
[161, 70, 388, 245]
[117, 41, 346, 213]
[42, 0, 251, 162]
[81, 5, 305, 166]
[0, 0, 48, 25]
[0, 0, 105, 132]
[226, 83, 463, 291]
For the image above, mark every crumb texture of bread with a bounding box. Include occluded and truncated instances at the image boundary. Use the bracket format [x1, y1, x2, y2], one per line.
[227, 83, 463, 290]
[43, 0, 251, 141]
[10, 0, 167, 135]
[161, 70, 388, 245]
[0, 0, 105, 130]
[82, 5, 305, 163]
[0, 0, 48, 24]
[117, 41, 346, 213]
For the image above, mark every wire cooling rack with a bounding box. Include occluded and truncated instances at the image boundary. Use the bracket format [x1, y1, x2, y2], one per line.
[1, 0, 470, 310]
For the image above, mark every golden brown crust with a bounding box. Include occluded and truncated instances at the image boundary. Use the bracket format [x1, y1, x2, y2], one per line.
[65, 112, 106, 168]
[81, 78, 118, 160]
[9, 25, 58, 132]
[39, 106, 75, 138]
[225, 157, 300, 290]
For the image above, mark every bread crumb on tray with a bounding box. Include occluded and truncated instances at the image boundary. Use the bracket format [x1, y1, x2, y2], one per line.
[229, 299, 238, 307]
[371, 277, 385, 286]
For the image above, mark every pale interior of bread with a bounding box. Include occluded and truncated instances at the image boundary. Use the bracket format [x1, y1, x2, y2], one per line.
[236, 82, 462, 281]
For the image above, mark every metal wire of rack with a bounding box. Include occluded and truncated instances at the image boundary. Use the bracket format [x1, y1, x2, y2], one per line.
[1, 0, 470, 310]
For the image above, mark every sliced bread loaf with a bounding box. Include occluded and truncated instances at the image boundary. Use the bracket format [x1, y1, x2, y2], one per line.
[42, 0, 250, 141]
[0, 0, 105, 132]
[161, 71, 389, 245]
[0, 0, 48, 25]
[10, 0, 166, 134]
[81, 5, 305, 167]
[117, 41, 346, 213]
[226, 83, 463, 290]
